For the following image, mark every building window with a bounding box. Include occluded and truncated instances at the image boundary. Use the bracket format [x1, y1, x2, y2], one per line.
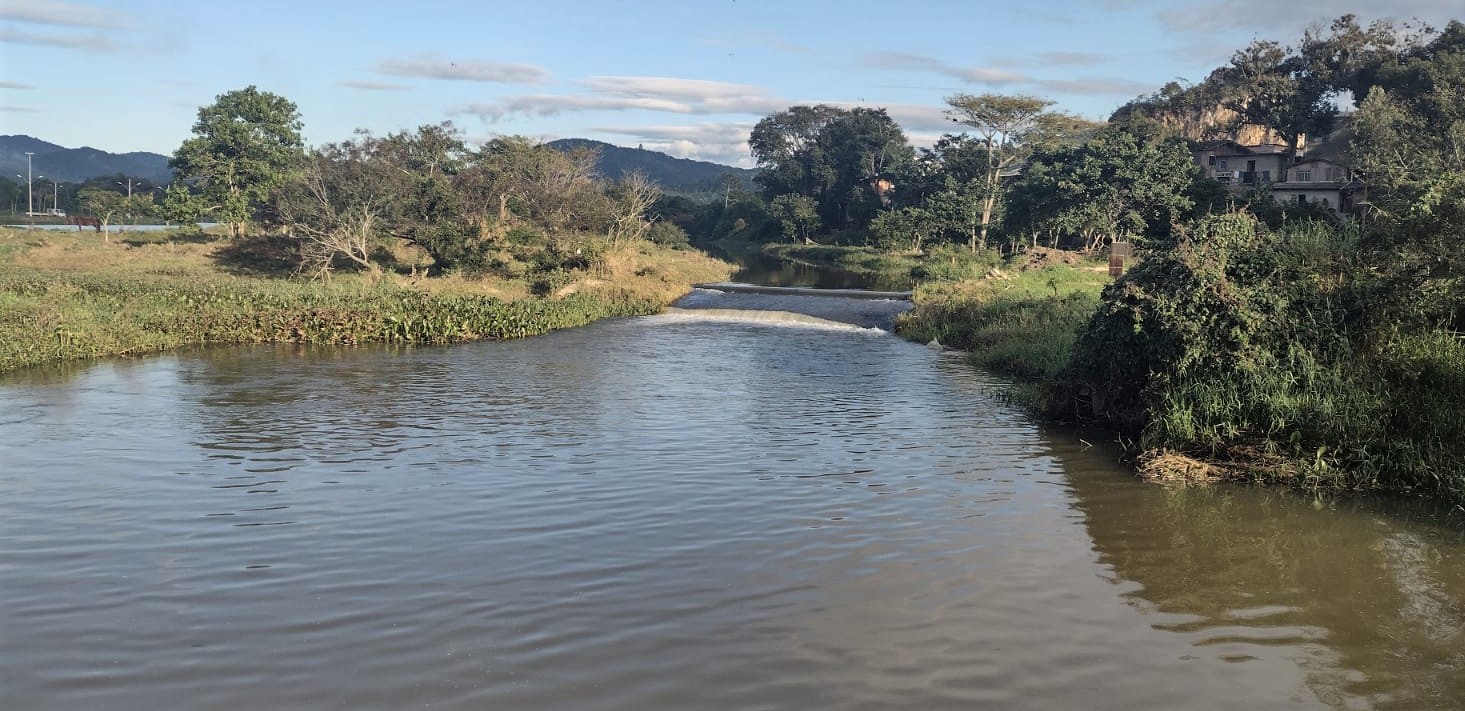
[1208, 155, 1216, 166]
[1297, 194, 1307, 206]
[1296, 170, 1312, 182]
[1218, 159, 1228, 170]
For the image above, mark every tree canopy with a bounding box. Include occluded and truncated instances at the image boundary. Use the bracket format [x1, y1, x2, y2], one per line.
[170, 86, 304, 238]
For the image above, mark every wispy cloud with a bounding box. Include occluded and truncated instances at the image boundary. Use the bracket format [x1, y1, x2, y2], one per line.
[341, 80, 411, 91]
[861, 51, 1030, 84]
[461, 75, 787, 122]
[0, 0, 125, 29]
[0, 26, 117, 50]
[1034, 51, 1110, 67]
[374, 56, 553, 84]
[863, 49, 1168, 100]
[0, 81, 38, 90]
[0, 105, 42, 113]
[1037, 77, 1156, 96]
[581, 76, 768, 101]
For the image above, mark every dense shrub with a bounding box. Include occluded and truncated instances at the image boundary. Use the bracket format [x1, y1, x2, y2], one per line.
[1054, 211, 1465, 499]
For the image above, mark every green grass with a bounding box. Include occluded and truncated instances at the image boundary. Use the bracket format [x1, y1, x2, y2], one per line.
[0, 226, 732, 373]
[896, 257, 1109, 406]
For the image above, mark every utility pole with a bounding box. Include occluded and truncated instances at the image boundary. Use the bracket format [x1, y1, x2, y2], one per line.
[25, 152, 34, 224]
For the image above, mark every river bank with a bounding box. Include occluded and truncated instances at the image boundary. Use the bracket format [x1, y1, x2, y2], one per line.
[895, 226, 1465, 511]
[0, 227, 732, 374]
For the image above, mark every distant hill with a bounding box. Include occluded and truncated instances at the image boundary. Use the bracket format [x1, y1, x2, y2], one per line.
[0, 135, 173, 184]
[547, 139, 756, 195]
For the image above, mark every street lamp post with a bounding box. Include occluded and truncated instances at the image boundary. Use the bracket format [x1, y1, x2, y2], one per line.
[16, 171, 43, 223]
[24, 152, 34, 226]
[25, 152, 33, 215]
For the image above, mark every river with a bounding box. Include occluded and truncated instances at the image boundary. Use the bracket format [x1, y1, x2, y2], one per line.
[1, 290, 1462, 709]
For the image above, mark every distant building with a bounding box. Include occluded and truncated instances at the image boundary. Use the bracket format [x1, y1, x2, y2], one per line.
[1192, 125, 1365, 220]
[1192, 140, 1294, 188]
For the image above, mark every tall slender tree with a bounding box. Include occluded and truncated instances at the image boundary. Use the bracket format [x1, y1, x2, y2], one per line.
[943, 93, 1055, 250]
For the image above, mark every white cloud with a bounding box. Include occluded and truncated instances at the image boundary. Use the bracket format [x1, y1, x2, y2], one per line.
[0, 80, 38, 90]
[0, 0, 124, 29]
[861, 51, 1030, 85]
[582, 76, 767, 100]
[1037, 77, 1157, 96]
[861, 48, 1178, 100]
[374, 57, 552, 84]
[460, 75, 787, 122]
[340, 80, 411, 91]
[0, 26, 117, 50]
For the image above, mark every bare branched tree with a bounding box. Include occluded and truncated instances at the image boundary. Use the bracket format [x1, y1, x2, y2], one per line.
[606, 171, 661, 247]
[276, 140, 395, 279]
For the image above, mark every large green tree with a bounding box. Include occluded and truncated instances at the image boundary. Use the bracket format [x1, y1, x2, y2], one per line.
[171, 86, 304, 238]
[749, 105, 913, 234]
[1214, 39, 1336, 157]
[1351, 20, 1465, 331]
[1005, 128, 1199, 251]
[749, 105, 843, 200]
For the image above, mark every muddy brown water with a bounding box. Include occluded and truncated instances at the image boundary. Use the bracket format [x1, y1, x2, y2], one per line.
[2, 292, 1462, 709]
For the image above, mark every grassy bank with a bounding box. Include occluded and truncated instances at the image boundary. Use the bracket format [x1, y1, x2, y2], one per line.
[764, 242, 1003, 288]
[0, 227, 732, 374]
[895, 251, 1109, 405]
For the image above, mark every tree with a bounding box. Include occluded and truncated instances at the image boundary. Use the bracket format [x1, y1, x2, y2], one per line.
[605, 171, 661, 247]
[870, 206, 936, 252]
[170, 86, 304, 238]
[275, 137, 399, 278]
[160, 183, 203, 226]
[1215, 40, 1336, 158]
[1351, 20, 1465, 331]
[1005, 129, 1199, 251]
[749, 105, 844, 199]
[943, 93, 1056, 250]
[749, 105, 913, 234]
[813, 108, 914, 230]
[77, 187, 126, 241]
[770, 194, 819, 243]
[470, 136, 607, 236]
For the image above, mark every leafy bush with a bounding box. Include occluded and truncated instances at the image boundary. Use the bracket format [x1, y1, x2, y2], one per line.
[1055, 211, 1465, 499]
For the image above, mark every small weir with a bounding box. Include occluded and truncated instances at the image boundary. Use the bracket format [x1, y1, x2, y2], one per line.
[675, 284, 914, 330]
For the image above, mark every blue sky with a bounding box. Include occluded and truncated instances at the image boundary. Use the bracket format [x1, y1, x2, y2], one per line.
[1, 0, 1460, 167]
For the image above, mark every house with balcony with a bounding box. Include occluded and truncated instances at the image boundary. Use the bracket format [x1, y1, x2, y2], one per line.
[1193, 140, 1295, 189]
[1270, 158, 1364, 214]
[1192, 128, 1365, 220]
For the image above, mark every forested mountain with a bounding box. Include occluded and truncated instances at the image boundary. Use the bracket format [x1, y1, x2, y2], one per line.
[546, 139, 756, 194]
[0, 135, 172, 183]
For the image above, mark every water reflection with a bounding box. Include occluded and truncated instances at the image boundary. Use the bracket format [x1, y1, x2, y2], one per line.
[2, 309, 1464, 710]
[1057, 436, 1465, 710]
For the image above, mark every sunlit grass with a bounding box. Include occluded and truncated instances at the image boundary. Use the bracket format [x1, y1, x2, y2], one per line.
[896, 256, 1109, 406]
[0, 227, 732, 373]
